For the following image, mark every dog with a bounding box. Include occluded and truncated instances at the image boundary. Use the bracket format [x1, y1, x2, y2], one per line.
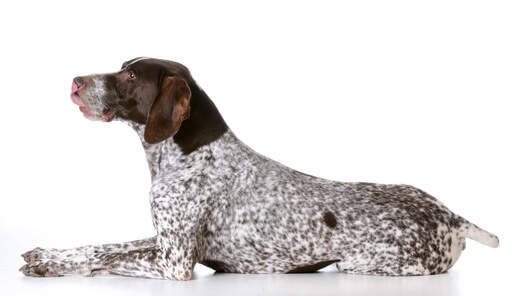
[20, 57, 499, 280]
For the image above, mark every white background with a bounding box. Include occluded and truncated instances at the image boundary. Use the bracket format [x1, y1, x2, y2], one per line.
[0, 1, 510, 295]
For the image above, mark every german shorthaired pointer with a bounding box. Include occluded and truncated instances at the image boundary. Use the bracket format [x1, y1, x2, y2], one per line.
[20, 57, 499, 280]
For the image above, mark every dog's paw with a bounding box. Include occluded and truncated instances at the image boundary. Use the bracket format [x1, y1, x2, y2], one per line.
[21, 247, 48, 264]
[19, 261, 63, 277]
[22, 247, 63, 264]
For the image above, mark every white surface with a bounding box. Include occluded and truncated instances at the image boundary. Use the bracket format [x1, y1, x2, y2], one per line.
[0, 1, 510, 295]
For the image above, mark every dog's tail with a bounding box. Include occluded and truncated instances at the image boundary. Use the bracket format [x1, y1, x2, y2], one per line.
[458, 217, 499, 248]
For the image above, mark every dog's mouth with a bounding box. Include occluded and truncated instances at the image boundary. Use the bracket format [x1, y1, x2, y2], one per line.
[71, 82, 114, 122]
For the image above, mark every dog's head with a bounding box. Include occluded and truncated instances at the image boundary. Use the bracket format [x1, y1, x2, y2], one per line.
[71, 57, 196, 144]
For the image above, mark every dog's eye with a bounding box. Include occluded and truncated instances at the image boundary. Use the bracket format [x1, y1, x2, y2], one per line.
[128, 72, 136, 79]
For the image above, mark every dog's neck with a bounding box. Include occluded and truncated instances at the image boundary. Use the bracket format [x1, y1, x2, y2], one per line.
[124, 121, 185, 181]
[123, 86, 230, 180]
[126, 121, 247, 182]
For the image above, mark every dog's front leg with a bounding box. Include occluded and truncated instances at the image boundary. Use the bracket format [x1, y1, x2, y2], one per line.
[20, 234, 197, 280]
[150, 201, 201, 281]
[82, 232, 197, 280]
[21, 236, 157, 264]
[148, 179, 210, 281]
[20, 237, 158, 277]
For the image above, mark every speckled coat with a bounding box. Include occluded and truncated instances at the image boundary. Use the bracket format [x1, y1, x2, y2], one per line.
[20, 58, 499, 280]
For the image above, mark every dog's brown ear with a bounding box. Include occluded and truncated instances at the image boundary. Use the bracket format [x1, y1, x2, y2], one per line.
[144, 76, 191, 144]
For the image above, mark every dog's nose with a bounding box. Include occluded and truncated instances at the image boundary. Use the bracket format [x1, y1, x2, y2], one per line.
[72, 76, 84, 93]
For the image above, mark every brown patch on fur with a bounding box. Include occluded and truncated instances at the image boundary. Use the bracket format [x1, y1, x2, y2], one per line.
[323, 211, 337, 228]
